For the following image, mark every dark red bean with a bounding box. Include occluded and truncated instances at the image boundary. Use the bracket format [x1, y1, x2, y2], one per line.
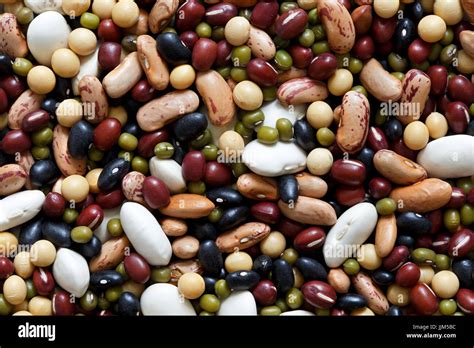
[77, 193, 95, 211]
[331, 308, 348, 316]
[330, 159, 366, 186]
[456, 288, 474, 314]
[426, 65, 448, 95]
[0, 88, 8, 113]
[453, 21, 474, 43]
[131, 79, 156, 103]
[250, 202, 280, 224]
[0, 256, 14, 279]
[432, 233, 450, 254]
[371, 16, 397, 43]
[301, 280, 337, 309]
[294, 227, 326, 252]
[420, 95, 436, 121]
[426, 209, 443, 234]
[176, 0, 205, 32]
[0, 75, 26, 99]
[275, 9, 308, 40]
[95, 189, 125, 209]
[53, 290, 75, 316]
[368, 177, 392, 199]
[338, 0, 351, 10]
[376, 40, 394, 56]
[43, 192, 67, 218]
[76, 204, 104, 230]
[1, 129, 31, 154]
[180, 31, 199, 50]
[124, 253, 151, 284]
[250, 0, 278, 29]
[252, 280, 277, 306]
[204, 161, 232, 187]
[21, 110, 51, 132]
[335, 185, 365, 206]
[182, 150, 206, 182]
[308, 53, 337, 80]
[246, 58, 278, 87]
[97, 19, 121, 42]
[142, 176, 170, 209]
[93, 118, 122, 151]
[437, 94, 451, 115]
[395, 262, 420, 288]
[447, 75, 474, 105]
[410, 283, 439, 315]
[445, 101, 470, 134]
[448, 228, 474, 258]
[407, 39, 431, 64]
[390, 138, 417, 161]
[352, 35, 375, 60]
[351, 5, 372, 35]
[215, 40, 233, 67]
[137, 130, 169, 158]
[447, 187, 466, 208]
[367, 127, 389, 152]
[467, 188, 474, 205]
[383, 245, 410, 271]
[415, 234, 433, 249]
[288, 45, 313, 69]
[33, 268, 55, 296]
[205, 3, 237, 26]
[98, 42, 122, 70]
[192, 38, 217, 72]
[97, 310, 113, 316]
[276, 217, 305, 239]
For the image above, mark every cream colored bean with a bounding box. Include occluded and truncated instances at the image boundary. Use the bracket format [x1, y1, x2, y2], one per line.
[307, 148, 333, 176]
[219, 131, 244, 157]
[357, 244, 382, 270]
[170, 65, 195, 90]
[431, 270, 459, 298]
[433, 0, 463, 25]
[233, 81, 263, 111]
[225, 17, 250, 46]
[56, 99, 83, 127]
[307, 101, 333, 129]
[112, 0, 139, 28]
[387, 284, 411, 306]
[86, 168, 102, 194]
[419, 264, 435, 284]
[62, 0, 91, 17]
[425, 112, 448, 139]
[177, 272, 205, 299]
[30, 240, 56, 267]
[328, 69, 353, 96]
[14, 252, 34, 279]
[61, 174, 90, 202]
[374, 0, 400, 18]
[103, 52, 143, 99]
[51, 48, 80, 78]
[418, 15, 446, 43]
[225, 251, 253, 272]
[0, 232, 18, 257]
[3, 275, 27, 305]
[403, 121, 429, 150]
[27, 66, 56, 95]
[68, 28, 97, 56]
[92, 0, 116, 19]
[108, 106, 128, 126]
[28, 296, 52, 316]
[351, 307, 375, 316]
[260, 231, 286, 258]
[172, 235, 200, 259]
[456, 50, 474, 74]
[159, 218, 188, 237]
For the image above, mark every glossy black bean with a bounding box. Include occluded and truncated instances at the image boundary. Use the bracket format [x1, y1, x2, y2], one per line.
[356, 147, 375, 173]
[170, 136, 186, 164]
[53, 77, 73, 101]
[206, 188, 244, 207]
[29, 160, 60, 187]
[172, 112, 208, 143]
[293, 119, 317, 152]
[253, 254, 273, 277]
[198, 240, 223, 277]
[0, 54, 13, 75]
[372, 269, 395, 286]
[41, 221, 72, 248]
[452, 260, 473, 288]
[272, 259, 294, 293]
[41, 98, 58, 115]
[397, 212, 432, 235]
[295, 257, 327, 281]
[156, 32, 192, 65]
[405, 1, 424, 23]
[122, 122, 141, 138]
[383, 118, 403, 141]
[216, 206, 249, 231]
[192, 221, 218, 241]
[0, 150, 8, 167]
[396, 234, 415, 248]
[19, 218, 43, 246]
[279, 175, 299, 204]
[117, 292, 140, 316]
[98, 158, 130, 191]
[394, 18, 416, 54]
[327, 200, 343, 217]
[204, 276, 218, 294]
[386, 305, 404, 316]
[74, 236, 102, 259]
[336, 294, 367, 311]
[225, 270, 260, 291]
[467, 121, 474, 136]
[90, 270, 124, 290]
[68, 120, 94, 159]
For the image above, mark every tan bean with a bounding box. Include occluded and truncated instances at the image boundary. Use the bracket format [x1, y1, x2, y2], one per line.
[352, 272, 390, 315]
[375, 214, 397, 258]
[0, 232, 18, 257]
[456, 50, 474, 74]
[277, 77, 328, 105]
[122, 280, 145, 297]
[78, 75, 108, 124]
[148, 0, 179, 34]
[0, 13, 28, 58]
[16, 151, 34, 190]
[159, 218, 188, 237]
[397, 69, 431, 125]
[328, 268, 350, 293]
[360, 58, 403, 101]
[247, 25, 276, 60]
[8, 90, 45, 130]
[373, 149, 427, 185]
[295, 172, 328, 198]
[136, 35, 169, 91]
[460, 31, 474, 58]
[237, 173, 279, 201]
[169, 259, 203, 284]
[387, 284, 411, 306]
[14, 251, 34, 279]
[159, 194, 215, 219]
[52, 125, 87, 176]
[103, 52, 143, 98]
[389, 178, 452, 213]
[277, 67, 307, 84]
[216, 222, 271, 253]
[0, 164, 27, 195]
[461, 0, 474, 22]
[89, 236, 130, 272]
[123, 9, 149, 35]
[136, 90, 199, 131]
[172, 235, 200, 259]
[278, 196, 337, 226]
[196, 70, 236, 127]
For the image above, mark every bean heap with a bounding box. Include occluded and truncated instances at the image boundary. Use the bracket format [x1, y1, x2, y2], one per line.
[0, 0, 473, 317]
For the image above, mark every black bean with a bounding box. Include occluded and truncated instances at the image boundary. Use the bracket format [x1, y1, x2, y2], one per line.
[396, 234, 415, 248]
[170, 136, 186, 164]
[198, 240, 223, 277]
[293, 119, 317, 152]
[386, 305, 404, 316]
[383, 118, 403, 141]
[278, 175, 299, 204]
[356, 147, 375, 174]
[193, 221, 218, 241]
[206, 188, 244, 207]
[466, 120, 474, 136]
[204, 276, 218, 294]
[216, 206, 249, 231]
[122, 122, 141, 137]
[253, 254, 272, 277]
[336, 294, 367, 311]
[0, 54, 13, 75]
[272, 259, 294, 293]
[394, 18, 416, 54]
[225, 271, 260, 291]
[156, 32, 192, 65]
[19, 218, 43, 246]
[53, 77, 73, 101]
[397, 212, 432, 234]
[41, 221, 72, 248]
[90, 270, 124, 290]
[0, 150, 8, 167]
[452, 259, 473, 289]
[74, 236, 102, 259]
[372, 269, 395, 286]
[405, 1, 424, 23]
[327, 200, 343, 218]
[172, 112, 208, 143]
[29, 160, 61, 187]
[41, 98, 58, 115]
[295, 257, 327, 281]
[68, 120, 94, 159]
[117, 292, 140, 316]
[98, 158, 130, 191]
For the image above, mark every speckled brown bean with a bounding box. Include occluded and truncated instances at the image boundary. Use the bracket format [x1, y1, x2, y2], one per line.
[278, 196, 337, 226]
[317, 0, 355, 54]
[89, 236, 130, 272]
[295, 172, 328, 199]
[103, 52, 143, 99]
[172, 235, 200, 259]
[0, 164, 27, 195]
[277, 77, 328, 106]
[52, 125, 87, 176]
[7, 89, 44, 130]
[336, 91, 370, 154]
[360, 58, 402, 102]
[373, 150, 427, 185]
[0, 13, 28, 58]
[352, 272, 389, 315]
[159, 218, 188, 237]
[17, 151, 34, 190]
[124, 9, 149, 36]
[148, 0, 179, 34]
[216, 222, 271, 253]
[122, 171, 146, 205]
[169, 259, 203, 284]
[397, 69, 431, 125]
[159, 194, 215, 219]
[237, 173, 279, 201]
[375, 214, 397, 258]
[137, 35, 170, 91]
[247, 26, 276, 61]
[78, 75, 108, 124]
[328, 268, 350, 293]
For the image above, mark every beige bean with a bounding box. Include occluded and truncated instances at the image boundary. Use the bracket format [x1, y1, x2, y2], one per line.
[8, 90, 45, 129]
[373, 149, 427, 185]
[216, 222, 271, 253]
[14, 251, 34, 279]
[351, 307, 375, 316]
[0, 13, 28, 58]
[196, 70, 236, 127]
[375, 214, 397, 258]
[277, 67, 307, 84]
[387, 284, 411, 306]
[52, 125, 87, 176]
[247, 26, 276, 60]
[317, 0, 355, 54]
[78, 75, 108, 124]
[277, 77, 329, 106]
[460, 31, 474, 58]
[172, 235, 200, 259]
[121, 171, 145, 205]
[148, 0, 179, 34]
[295, 172, 328, 199]
[0, 164, 27, 195]
[0, 232, 18, 257]
[352, 272, 390, 315]
[103, 52, 143, 98]
[159, 218, 188, 237]
[123, 9, 149, 35]
[136, 35, 169, 91]
[159, 194, 215, 219]
[136, 90, 200, 131]
[169, 259, 203, 284]
[16, 150, 34, 190]
[89, 236, 130, 272]
[278, 196, 337, 226]
[397, 69, 431, 125]
[237, 173, 279, 201]
[456, 50, 474, 74]
[360, 58, 403, 101]
[328, 268, 350, 293]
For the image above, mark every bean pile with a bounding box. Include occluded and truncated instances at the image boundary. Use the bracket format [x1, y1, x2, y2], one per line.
[0, 0, 473, 317]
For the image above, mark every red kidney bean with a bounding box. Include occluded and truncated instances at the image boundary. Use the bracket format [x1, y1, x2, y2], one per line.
[180, 31, 199, 50]
[426, 209, 443, 234]
[192, 38, 217, 72]
[448, 228, 474, 258]
[246, 58, 278, 87]
[250, 202, 280, 224]
[0, 256, 14, 279]
[98, 19, 121, 42]
[137, 130, 169, 158]
[390, 138, 417, 161]
[447, 75, 474, 105]
[335, 185, 365, 206]
[124, 253, 151, 284]
[250, 0, 278, 29]
[76, 193, 95, 211]
[420, 95, 436, 121]
[93, 118, 122, 151]
[415, 234, 433, 249]
[301, 280, 337, 309]
[288, 45, 313, 69]
[277, 217, 305, 239]
[142, 176, 170, 209]
[98, 42, 122, 71]
[445, 101, 470, 134]
[204, 161, 232, 187]
[407, 39, 431, 64]
[215, 40, 233, 67]
[43, 192, 66, 218]
[252, 280, 277, 306]
[410, 283, 439, 315]
[395, 262, 420, 288]
[182, 150, 206, 182]
[447, 187, 466, 208]
[427, 65, 448, 95]
[437, 94, 451, 115]
[1, 130, 31, 154]
[176, 0, 205, 32]
[21, 110, 51, 132]
[371, 16, 397, 43]
[368, 177, 392, 199]
[53, 290, 75, 316]
[0, 75, 26, 99]
[351, 5, 372, 35]
[367, 127, 389, 152]
[275, 8, 308, 40]
[308, 53, 337, 81]
[294, 227, 326, 252]
[95, 189, 125, 209]
[76, 204, 104, 230]
[33, 268, 55, 296]
[331, 159, 366, 186]
[383, 245, 410, 271]
[456, 288, 474, 314]
[352, 35, 375, 60]
[205, 3, 237, 26]
[0, 88, 8, 113]
[432, 232, 450, 254]
[131, 79, 156, 103]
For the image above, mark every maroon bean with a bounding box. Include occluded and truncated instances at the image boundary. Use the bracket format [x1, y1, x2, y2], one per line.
[395, 262, 420, 288]
[0, 75, 26, 99]
[420, 95, 436, 121]
[215, 40, 233, 67]
[250, 0, 278, 29]
[1, 129, 31, 154]
[205, 3, 237, 26]
[250, 202, 280, 224]
[293, 227, 326, 252]
[98, 42, 122, 71]
[437, 94, 451, 115]
[192, 38, 217, 72]
[182, 150, 206, 182]
[390, 138, 417, 161]
[331, 308, 348, 316]
[335, 185, 365, 206]
[410, 283, 439, 315]
[97, 19, 121, 42]
[426, 65, 447, 95]
[368, 177, 392, 199]
[426, 209, 443, 234]
[76, 193, 95, 211]
[204, 161, 232, 187]
[467, 188, 474, 205]
[33, 268, 55, 296]
[447, 75, 474, 105]
[351, 5, 372, 35]
[137, 130, 169, 158]
[447, 187, 466, 208]
[448, 228, 474, 258]
[383, 245, 410, 271]
[376, 40, 393, 56]
[142, 176, 170, 209]
[301, 280, 337, 309]
[176, 0, 205, 32]
[131, 79, 156, 103]
[95, 189, 125, 209]
[338, 0, 351, 10]
[415, 234, 433, 249]
[288, 45, 313, 69]
[76, 204, 104, 230]
[93, 118, 122, 151]
[53, 290, 75, 316]
[367, 127, 389, 152]
[453, 21, 474, 43]
[180, 31, 199, 50]
[246, 58, 278, 87]
[98, 310, 113, 316]
[432, 233, 450, 254]
[275, 8, 308, 40]
[407, 39, 431, 64]
[0, 88, 8, 113]
[21, 110, 51, 132]
[445, 101, 470, 134]
[371, 16, 397, 43]
[456, 288, 474, 314]
[276, 217, 305, 239]
[330, 159, 366, 186]
[308, 53, 337, 80]
[252, 280, 277, 306]
[0, 256, 14, 279]
[124, 253, 151, 284]
[352, 35, 375, 60]
[245, 244, 261, 259]
[43, 192, 66, 218]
